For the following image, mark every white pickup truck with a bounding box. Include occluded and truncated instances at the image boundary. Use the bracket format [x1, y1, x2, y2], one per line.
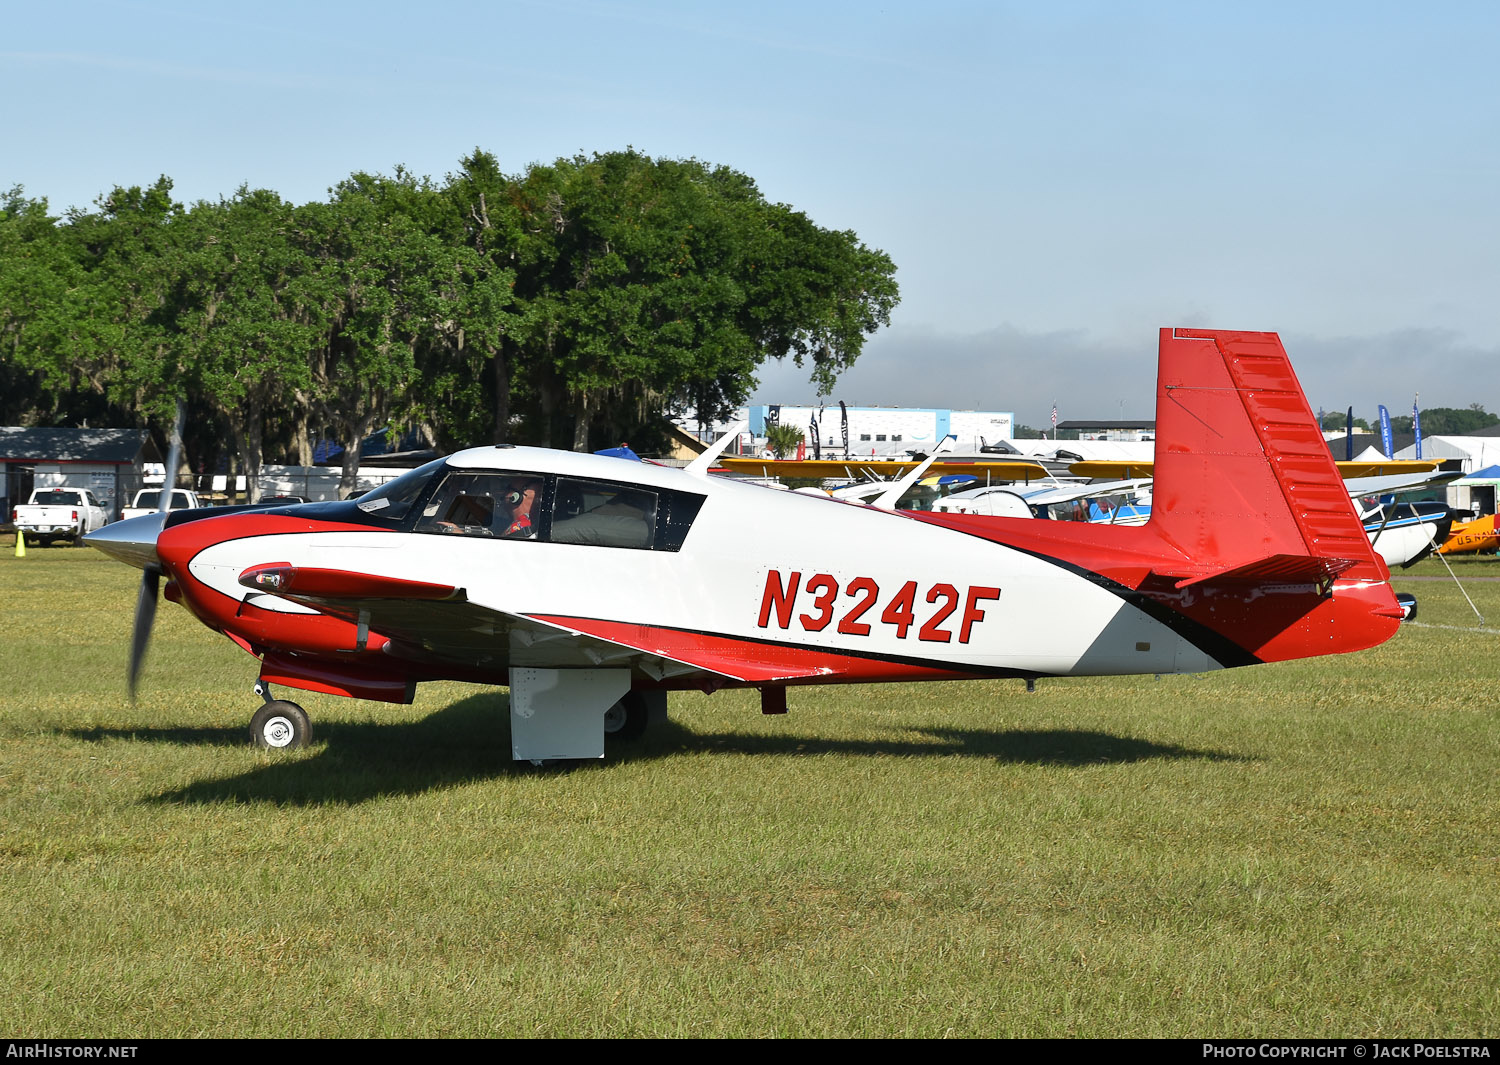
[121, 487, 203, 521]
[12, 488, 111, 545]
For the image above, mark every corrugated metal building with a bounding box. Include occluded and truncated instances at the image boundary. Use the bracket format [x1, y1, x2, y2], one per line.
[0, 427, 157, 521]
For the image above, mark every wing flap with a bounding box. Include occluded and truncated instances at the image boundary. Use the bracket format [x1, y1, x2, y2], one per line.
[527, 615, 838, 684]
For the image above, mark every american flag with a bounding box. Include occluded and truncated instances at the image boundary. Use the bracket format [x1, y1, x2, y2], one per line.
[1051, 404, 1058, 427]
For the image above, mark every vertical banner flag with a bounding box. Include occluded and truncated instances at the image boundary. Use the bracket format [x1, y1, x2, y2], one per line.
[840, 401, 849, 457]
[1413, 396, 1422, 460]
[767, 404, 781, 429]
[1346, 407, 1354, 462]
[1378, 405, 1393, 458]
[810, 412, 821, 460]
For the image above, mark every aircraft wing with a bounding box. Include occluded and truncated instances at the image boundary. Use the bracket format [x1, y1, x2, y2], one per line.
[1334, 460, 1441, 478]
[1068, 458, 1441, 480]
[1004, 477, 1152, 507]
[827, 482, 888, 503]
[1343, 470, 1463, 498]
[1065, 460, 1157, 479]
[718, 458, 1050, 482]
[236, 564, 831, 684]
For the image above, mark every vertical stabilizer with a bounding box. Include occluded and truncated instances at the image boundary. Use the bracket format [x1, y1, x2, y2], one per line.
[1150, 329, 1381, 574]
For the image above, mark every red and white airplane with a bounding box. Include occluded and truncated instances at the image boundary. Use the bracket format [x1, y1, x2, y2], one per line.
[87, 329, 1411, 763]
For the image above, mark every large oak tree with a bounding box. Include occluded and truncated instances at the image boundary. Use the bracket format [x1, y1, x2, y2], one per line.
[0, 149, 901, 482]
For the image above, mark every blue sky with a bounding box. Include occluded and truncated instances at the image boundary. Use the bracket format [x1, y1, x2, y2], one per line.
[5, 1, 1497, 427]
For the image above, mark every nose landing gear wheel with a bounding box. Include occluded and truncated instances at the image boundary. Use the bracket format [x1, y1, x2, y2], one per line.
[250, 700, 312, 750]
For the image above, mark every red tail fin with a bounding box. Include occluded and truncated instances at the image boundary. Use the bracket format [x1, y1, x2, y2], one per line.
[910, 327, 1400, 663]
[1149, 328, 1383, 577]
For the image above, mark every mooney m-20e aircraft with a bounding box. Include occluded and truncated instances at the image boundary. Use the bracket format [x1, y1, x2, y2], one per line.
[88, 329, 1410, 763]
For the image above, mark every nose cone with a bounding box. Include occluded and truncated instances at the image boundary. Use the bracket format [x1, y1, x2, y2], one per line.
[84, 513, 166, 570]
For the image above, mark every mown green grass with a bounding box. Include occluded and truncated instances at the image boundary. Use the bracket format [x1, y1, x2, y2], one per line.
[1, 538, 1496, 1037]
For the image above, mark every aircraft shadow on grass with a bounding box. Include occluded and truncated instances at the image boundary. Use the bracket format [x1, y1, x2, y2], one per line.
[63, 693, 1245, 806]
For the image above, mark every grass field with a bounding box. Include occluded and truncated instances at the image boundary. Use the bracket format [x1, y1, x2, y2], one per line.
[1, 537, 1496, 1037]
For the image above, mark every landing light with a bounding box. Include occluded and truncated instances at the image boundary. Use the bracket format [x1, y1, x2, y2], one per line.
[240, 564, 295, 592]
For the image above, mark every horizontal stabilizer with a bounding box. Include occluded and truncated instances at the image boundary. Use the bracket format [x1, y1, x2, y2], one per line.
[1168, 553, 1362, 590]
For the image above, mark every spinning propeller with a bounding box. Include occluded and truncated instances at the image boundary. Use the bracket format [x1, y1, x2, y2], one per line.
[128, 402, 183, 700]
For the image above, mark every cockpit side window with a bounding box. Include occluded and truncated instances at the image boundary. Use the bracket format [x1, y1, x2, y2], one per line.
[413, 470, 544, 538]
[549, 479, 657, 549]
[548, 477, 705, 551]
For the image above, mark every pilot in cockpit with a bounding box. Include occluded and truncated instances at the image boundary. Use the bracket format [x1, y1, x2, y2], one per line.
[498, 477, 543, 539]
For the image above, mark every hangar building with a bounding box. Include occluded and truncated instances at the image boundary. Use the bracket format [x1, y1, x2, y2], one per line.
[0, 427, 157, 522]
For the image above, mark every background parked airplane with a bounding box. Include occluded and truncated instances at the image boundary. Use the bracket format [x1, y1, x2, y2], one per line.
[1438, 513, 1500, 555]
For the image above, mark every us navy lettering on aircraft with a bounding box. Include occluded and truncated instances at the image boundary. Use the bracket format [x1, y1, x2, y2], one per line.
[87, 330, 1412, 764]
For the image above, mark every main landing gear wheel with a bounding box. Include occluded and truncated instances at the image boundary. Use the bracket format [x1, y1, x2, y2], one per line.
[250, 700, 312, 750]
[603, 691, 649, 741]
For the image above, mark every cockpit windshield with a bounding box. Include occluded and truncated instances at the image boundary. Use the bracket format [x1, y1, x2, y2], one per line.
[353, 458, 450, 521]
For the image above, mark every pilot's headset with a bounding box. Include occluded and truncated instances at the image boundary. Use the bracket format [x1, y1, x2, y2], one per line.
[502, 477, 536, 506]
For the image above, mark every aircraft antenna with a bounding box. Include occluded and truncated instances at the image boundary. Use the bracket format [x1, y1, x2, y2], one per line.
[869, 435, 955, 510]
[685, 420, 749, 478]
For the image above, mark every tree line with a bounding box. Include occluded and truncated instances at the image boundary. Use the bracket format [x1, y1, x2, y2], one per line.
[0, 149, 899, 496]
